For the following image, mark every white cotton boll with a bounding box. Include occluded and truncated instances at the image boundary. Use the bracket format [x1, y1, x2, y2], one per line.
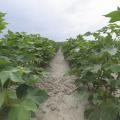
[111, 73, 118, 80]
[75, 48, 80, 52]
[48, 46, 53, 48]
[107, 29, 112, 33]
[84, 35, 95, 41]
[28, 42, 34, 45]
[100, 32, 107, 37]
[112, 33, 116, 39]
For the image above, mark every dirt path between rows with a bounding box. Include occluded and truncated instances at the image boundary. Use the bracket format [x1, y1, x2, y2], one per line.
[34, 49, 85, 120]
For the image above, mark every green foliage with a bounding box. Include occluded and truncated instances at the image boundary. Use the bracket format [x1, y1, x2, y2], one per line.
[0, 12, 7, 33]
[62, 23, 120, 120]
[0, 30, 57, 119]
[0, 11, 58, 119]
[63, 8, 120, 118]
[105, 7, 120, 23]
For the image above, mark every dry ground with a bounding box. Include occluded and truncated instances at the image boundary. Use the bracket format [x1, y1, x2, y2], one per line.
[33, 49, 85, 120]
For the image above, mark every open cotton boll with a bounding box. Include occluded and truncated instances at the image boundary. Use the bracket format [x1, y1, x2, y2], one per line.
[112, 33, 116, 39]
[100, 32, 108, 37]
[111, 73, 118, 80]
[84, 35, 95, 41]
[75, 47, 80, 52]
[48, 46, 53, 48]
[106, 29, 112, 33]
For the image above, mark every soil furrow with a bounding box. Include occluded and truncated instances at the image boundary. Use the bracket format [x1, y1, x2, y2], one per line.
[34, 49, 85, 120]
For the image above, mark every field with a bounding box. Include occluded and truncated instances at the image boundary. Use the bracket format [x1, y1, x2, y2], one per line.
[0, 8, 120, 120]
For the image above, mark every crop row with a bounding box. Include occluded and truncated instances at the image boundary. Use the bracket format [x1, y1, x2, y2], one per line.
[62, 8, 120, 120]
[0, 12, 57, 120]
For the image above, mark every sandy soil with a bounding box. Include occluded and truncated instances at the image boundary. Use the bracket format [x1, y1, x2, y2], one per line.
[33, 49, 85, 120]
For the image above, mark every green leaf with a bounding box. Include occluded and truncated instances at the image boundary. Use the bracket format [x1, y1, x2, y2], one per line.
[0, 91, 5, 108]
[92, 93, 102, 105]
[9, 72, 24, 83]
[86, 100, 118, 120]
[91, 64, 101, 73]
[78, 90, 88, 100]
[22, 99, 38, 112]
[85, 107, 101, 120]
[0, 56, 10, 65]
[84, 32, 92, 36]
[0, 12, 7, 33]
[8, 98, 38, 120]
[0, 70, 24, 86]
[100, 100, 118, 120]
[0, 89, 17, 109]
[6, 90, 17, 99]
[27, 88, 48, 105]
[102, 47, 117, 56]
[105, 8, 120, 22]
[8, 107, 30, 120]
[0, 71, 9, 86]
[107, 64, 120, 73]
[107, 48, 117, 55]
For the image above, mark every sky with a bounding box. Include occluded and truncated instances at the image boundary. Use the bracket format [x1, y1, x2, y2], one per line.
[0, 0, 120, 41]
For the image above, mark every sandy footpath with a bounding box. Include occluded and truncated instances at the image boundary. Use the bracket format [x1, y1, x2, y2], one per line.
[33, 49, 85, 120]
